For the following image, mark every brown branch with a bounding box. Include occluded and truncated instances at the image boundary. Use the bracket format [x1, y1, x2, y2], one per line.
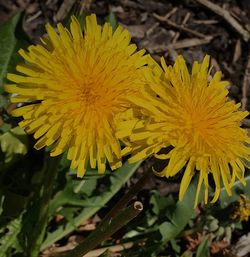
[47, 242, 134, 257]
[55, 0, 77, 22]
[172, 12, 191, 43]
[79, 0, 94, 13]
[153, 13, 208, 39]
[241, 53, 250, 110]
[194, 0, 250, 42]
[148, 37, 213, 53]
[83, 242, 134, 257]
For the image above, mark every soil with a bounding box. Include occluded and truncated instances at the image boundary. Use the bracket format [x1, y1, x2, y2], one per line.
[1, 0, 250, 256]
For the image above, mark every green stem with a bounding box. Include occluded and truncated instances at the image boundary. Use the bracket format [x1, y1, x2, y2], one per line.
[63, 201, 143, 257]
[41, 161, 141, 250]
[100, 165, 152, 225]
[29, 154, 61, 257]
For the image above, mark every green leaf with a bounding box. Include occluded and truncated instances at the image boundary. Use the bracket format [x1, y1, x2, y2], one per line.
[22, 155, 61, 257]
[41, 161, 141, 250]
[48, 170, 99, 217]
[1, 191, 29, 219]
[0, 126, 28, 169]
[0, 196, 4, 217]
[150, 191, 175, 215]
[107, 12, 118, 31]
[170, 239, 181, 253]
[181, 250, 193, 257]
[196, 236, 210, 257]
[0, 94, 9, 109]
[0, 215, 23, 257]
[159, 179, 198, 242]
[0, 14, 20, 91]
[219, 175, 250, 208]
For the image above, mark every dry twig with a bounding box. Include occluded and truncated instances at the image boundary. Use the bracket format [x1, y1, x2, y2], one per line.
[241, 53, 250, 110]
[232, 39, 242, 63]
[55, 0, 77, 22]
[160, 7, 178, 20]
[194, 0, 250, 42]
[44, 242, 134, 257]
[172, 12, 191, 43]
[80, 0, 94, 13]
[192, 19, 218, 25]
[83, 242, 134, 257]
[148, 36, 213, 53]
[26, 10, 42, 23]
[153, 13, 208, 39]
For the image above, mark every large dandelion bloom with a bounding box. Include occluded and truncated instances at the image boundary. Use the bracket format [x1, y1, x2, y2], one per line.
[116, 55, 250, 206]
[5, 14, 148, 176]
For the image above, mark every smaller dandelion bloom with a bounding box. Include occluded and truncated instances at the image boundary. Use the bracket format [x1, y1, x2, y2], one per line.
[116, 55, 250, 206]
[230, 195, 250, 221]
[5, 14, 149, 176]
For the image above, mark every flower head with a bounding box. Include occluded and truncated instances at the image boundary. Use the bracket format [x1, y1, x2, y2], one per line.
[6, 14, 148, 176]
[231, 195, 250, 221]
[116, 55, 250, 206]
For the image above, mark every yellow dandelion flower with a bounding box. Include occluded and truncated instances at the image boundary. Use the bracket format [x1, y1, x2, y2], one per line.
[5, 14, 148, 177]
[116, 55, 250, 206]
[231, 195, 250, 221]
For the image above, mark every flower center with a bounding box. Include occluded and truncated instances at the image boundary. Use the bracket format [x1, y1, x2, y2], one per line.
[80, 82, 102, 104]
[175, 98, 217, 155]
[73, 66, 106, 104]
[181, 102, 208, 133]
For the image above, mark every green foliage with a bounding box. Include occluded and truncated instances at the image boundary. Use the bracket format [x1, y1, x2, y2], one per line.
[0, 13, 29, 92]
[107, 12, 118, 31]
[0, 14, 19, 90]
[196, 236, 210, 257]
[181, 251, 193, 257]
[49, 170, 98, 215]
[159, 180, 198, 243]
[23, 155, 61, 257]
[0, 214, 23, 257]
[219, 175, 250, 208]
[42, 161, 141, 250]
[150, 191, 175, 215]
[0, 197, 4, 216]
[0, 126, 28, 170]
